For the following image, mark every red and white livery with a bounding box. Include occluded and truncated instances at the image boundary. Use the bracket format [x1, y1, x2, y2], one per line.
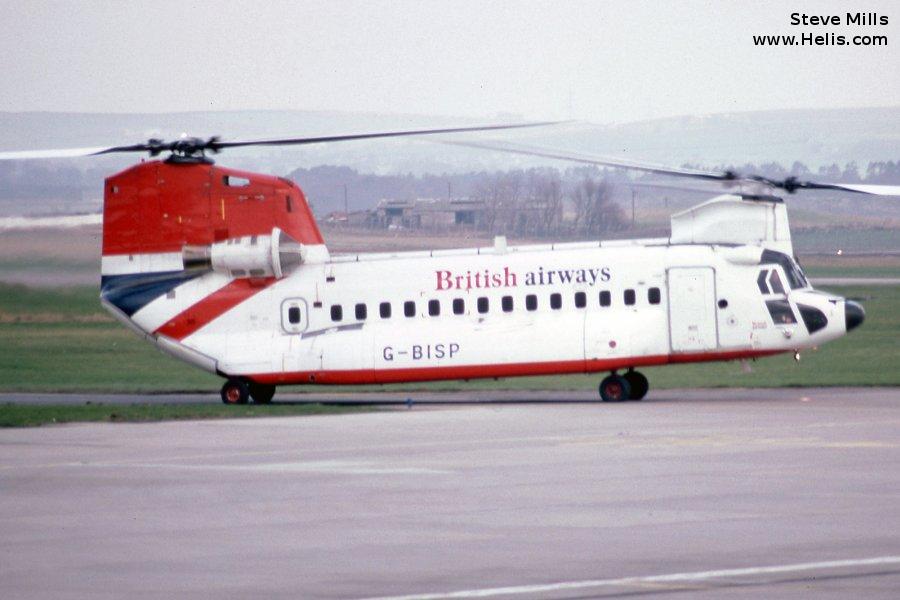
[99, 159, 865, 404]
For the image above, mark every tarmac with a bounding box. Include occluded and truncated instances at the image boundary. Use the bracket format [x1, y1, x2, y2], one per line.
[1, 387, 899, 599]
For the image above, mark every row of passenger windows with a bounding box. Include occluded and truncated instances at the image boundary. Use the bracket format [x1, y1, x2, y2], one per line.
[325, 288, 662, 322]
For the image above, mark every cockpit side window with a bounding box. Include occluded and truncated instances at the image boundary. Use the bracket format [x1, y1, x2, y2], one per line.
[760, 249, 808, 289]
[766, 299, 797, 325]
[769, 270, 785, 294]
[757, 271, 770, 294]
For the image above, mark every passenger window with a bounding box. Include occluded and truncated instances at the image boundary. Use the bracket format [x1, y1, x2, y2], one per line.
[502, 296, 513, 312]
[281, 299, 308, 333]
[428, 299, 440, 316]
[550, 293, 562, 310]
[404, 301, 416, 317]
[379, 302, 391, 318]
[574, 291, 586, 308]
[648, 287, 661, 305]
[769, 270, 785, 295]
[624, 289, 636, 306]
[355, 303, 367, 320]
[477, 297, 489, 314]
[599, 291, 611, 307]
[453, 298, 465, 315]
[525, 294, 538, 311]
[330, 305, 343, 322]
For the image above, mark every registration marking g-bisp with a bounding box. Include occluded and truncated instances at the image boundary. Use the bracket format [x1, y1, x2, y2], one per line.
[360, 556, 900, 600]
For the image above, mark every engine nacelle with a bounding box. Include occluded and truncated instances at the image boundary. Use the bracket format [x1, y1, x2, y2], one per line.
[183, 227, 301, 279]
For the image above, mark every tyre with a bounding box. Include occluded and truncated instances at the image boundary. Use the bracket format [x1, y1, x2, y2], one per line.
[248, 382, 276, 404]
[623, 370, 649, 401]
[598, 374, 631, 402]
[221, 378, 250, 405]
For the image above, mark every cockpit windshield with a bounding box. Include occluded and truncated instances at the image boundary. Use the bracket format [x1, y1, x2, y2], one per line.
[760, 249, 809, 289]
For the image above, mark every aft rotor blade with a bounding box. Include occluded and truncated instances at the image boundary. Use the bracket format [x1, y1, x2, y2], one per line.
[205, 121, 568, 151]
[801, 182, 900, 196]
[451, 140, 900, 196]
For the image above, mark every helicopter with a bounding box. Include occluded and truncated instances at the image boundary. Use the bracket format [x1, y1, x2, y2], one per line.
[1, 122, 894, 404]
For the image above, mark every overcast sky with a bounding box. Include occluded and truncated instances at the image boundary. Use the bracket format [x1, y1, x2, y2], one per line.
[1, 0, 897, 124]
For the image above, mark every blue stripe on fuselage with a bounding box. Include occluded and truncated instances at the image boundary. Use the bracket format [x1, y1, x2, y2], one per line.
[101, 270, 204, 316]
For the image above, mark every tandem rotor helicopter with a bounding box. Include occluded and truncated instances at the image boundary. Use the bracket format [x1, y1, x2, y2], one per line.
[2, 122, 896, 404]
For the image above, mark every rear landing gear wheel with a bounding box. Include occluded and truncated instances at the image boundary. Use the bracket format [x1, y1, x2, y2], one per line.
[624, 370, 649, 401]
[248, 382, 276, 404]
[599, 373, 631, 402]
[221, 378, 250, 405]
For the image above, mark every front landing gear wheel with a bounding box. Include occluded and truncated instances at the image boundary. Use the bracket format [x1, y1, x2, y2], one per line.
[599, 373, 631, 402]
[248, 383, 276, 404]
[624, 370, 649, 401]
[221, 379, 250, 405]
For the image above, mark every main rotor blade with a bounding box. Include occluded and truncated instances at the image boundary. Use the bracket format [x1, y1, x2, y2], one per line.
[450, 140, 900, 196]
[0, 146, 112, 160]
[206, 121, 568, 151]
[794, 182, 900, 196]
[0, 121, 567, 160]
[444, 139, 732, 182]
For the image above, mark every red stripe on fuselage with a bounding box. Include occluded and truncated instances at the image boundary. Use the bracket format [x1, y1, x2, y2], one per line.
[154, 278, 275, 341]
[247, 349, 783, 386]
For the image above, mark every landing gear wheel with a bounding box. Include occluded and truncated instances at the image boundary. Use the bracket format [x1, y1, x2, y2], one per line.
[221, 378, 250, 405]
[248, 383, 276, 404]
[599, 373, 631, 402]
[623, 370, 649, 401]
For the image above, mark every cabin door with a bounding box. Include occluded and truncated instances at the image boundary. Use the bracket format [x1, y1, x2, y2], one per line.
[667, 267, 718, 352]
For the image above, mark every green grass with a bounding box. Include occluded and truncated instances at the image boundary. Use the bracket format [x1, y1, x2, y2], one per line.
[805, 265, 900, 278]
[792, 228, 900, 253]
[0, 283, 898, 394]
[0, 402, 369, 427]
[0, 257, 96, 272]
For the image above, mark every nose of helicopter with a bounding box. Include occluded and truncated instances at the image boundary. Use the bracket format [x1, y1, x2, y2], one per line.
[845, 300, 865, 332]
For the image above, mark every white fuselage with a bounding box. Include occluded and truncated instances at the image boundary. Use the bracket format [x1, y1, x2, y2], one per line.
[117, 237, 848, 385]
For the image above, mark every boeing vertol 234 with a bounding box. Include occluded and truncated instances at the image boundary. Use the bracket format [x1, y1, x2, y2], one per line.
[3, 124, 893, 404]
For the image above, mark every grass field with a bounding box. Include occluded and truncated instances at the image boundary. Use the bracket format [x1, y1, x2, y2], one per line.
[0, 282, 897, 395]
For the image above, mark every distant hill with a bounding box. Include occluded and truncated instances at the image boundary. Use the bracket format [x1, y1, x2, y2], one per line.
[1, 107, 898, 218]
[1, 106, 898, 174]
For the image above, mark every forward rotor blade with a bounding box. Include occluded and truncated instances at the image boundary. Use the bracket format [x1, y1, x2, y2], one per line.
[0, 121, 566, 160]
[443, 139, 731, 181]
[206, 121, 568, 151]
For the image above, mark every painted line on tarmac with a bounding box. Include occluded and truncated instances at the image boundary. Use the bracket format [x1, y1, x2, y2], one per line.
[77, 460, 453, 475]
[361, 556, 900, 600]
